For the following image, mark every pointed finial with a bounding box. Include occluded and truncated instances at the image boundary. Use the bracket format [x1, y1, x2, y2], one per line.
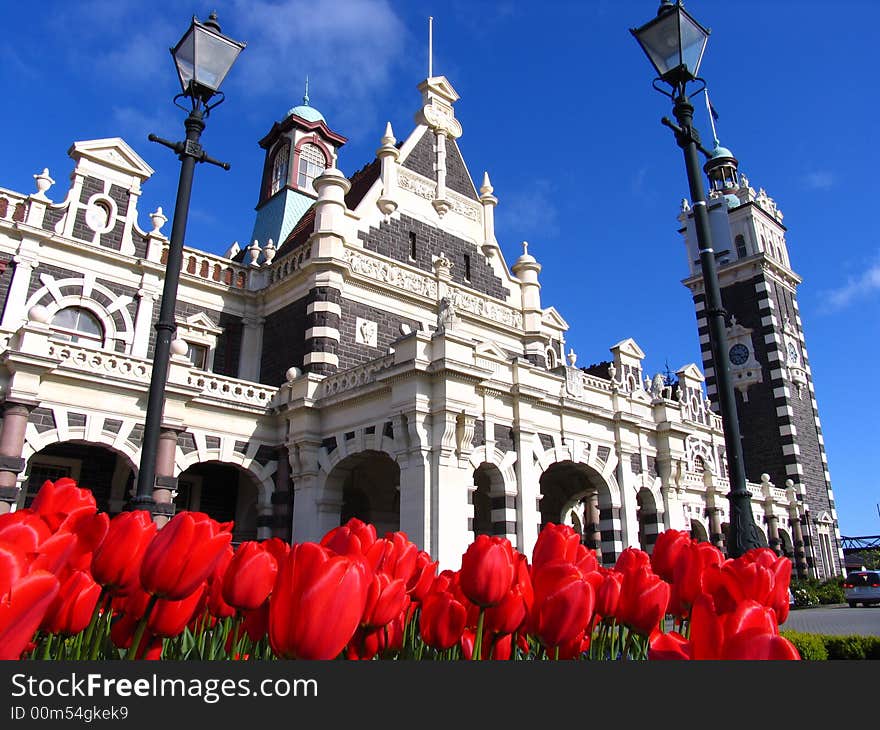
[522, 241, 529, 256]
[204, 11, 221, 32]
[480, 171, 493, 195]
[428, 16, 434, 78]
[382, 121, 396, 145]
[303, 75, 310, 106]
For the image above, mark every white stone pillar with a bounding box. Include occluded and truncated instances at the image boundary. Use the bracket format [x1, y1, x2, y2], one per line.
[238, 315, 265, 381]
[0, 246, 39, 331]
[131, 287, 158, 358]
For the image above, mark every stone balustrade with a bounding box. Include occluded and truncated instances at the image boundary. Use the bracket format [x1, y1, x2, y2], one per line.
[185, 371, 278, 409]
[161, 245, 249, 290]
[317, 353, 396, 399]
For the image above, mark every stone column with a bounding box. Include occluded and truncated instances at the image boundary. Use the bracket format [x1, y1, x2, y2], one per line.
[271, 446, 292, 541]
[786, 479, 809, 579]
[0, 402, 32, 513]
[585, 490, 602, 563]
[150, 428, 179, 527]
[761, 474, 781, 555]
[0, 252, 37, 331]
[514, 429, 541, 561]
[237, 316, 265, 382]
[706, 507, 725, 552]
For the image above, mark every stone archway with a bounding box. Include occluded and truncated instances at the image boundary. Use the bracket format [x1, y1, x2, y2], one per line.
[325, 450, 401, 538]
[23, 441, 135, 515]
[539, 460, 618, 565]
[690, 518, 709, 543]
[176, 461, 261, 544]
[778, 528, 794, 559]
[472, 462, 505, 538]
[636, 487, 663, 555]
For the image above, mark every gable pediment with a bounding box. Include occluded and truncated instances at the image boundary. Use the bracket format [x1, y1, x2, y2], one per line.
[69, 138, 154, 181]
[180, 311, 222, 334]
[676, 363, 705, 382]
[474, 339, 510, 361]
[542, 307, 569, 332]
[611, 338, 645, 360]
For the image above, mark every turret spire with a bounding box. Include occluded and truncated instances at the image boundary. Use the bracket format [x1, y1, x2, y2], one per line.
[303, 75, 310, 106]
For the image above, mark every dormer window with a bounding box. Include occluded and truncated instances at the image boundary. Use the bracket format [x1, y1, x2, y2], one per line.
[297, 143, 326, 191]
[51, 306, 103, 346]
[269, 143, 289, 196]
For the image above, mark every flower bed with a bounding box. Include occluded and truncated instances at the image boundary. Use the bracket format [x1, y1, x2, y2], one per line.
[1, 479, 799, 660]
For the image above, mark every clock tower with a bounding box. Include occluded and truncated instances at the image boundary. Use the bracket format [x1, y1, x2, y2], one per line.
[680, 144, 843, 579]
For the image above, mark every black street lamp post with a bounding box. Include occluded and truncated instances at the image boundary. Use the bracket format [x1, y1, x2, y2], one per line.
[631, 1, 765, 557]
[130, 13, 245, 512]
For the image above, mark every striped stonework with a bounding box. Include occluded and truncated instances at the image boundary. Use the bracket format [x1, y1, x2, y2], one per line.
[303, 285, 341, 375]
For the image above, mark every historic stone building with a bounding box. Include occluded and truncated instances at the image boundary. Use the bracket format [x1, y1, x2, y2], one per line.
[0, 72, 807, 570]
[679, 145, 843, 579]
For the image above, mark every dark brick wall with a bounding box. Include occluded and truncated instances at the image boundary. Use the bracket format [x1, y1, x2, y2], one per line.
[403, 129, 434, 180]
[337, 298, 421, 371]
[402, 130, 477, 201]
[472, 419, 485, 448]
[260, 296, 308, 386]
[493, 423, 514, 454]
[446, 139, 478, 200]
[0, 260, 15, 325]
[43, 206, 65, 232]
[358, 213, 509, 300]
[213, 313, 243, 378]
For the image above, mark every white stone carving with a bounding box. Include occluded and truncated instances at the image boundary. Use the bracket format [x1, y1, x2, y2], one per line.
[449, 287, 523, 329]
[398, 168, 437, 200]
[356, 317, 378, 347]
[344, 248, 438, 299]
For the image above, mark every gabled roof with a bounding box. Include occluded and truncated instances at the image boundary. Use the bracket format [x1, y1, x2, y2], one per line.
[676, 363, 705, 382]
[541, 307, 569, 331]
[68, 138, 154, 181]
[611, 338, 645, 360]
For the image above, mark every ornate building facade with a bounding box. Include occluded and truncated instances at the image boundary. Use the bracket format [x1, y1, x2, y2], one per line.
[679, 145, 843, 579]
[0, 74, 804, 570]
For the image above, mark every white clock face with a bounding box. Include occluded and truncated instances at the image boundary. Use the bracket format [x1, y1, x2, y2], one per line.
[787, 342, 799, 364]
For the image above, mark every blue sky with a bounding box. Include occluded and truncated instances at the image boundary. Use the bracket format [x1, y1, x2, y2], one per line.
[2, 1, 878, 536]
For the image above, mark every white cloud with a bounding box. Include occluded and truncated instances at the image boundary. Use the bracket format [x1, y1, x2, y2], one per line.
[228, 0, 406, 126]
[496, 179, 560, 240]
[822, 255, 880, 310]
[804, 170, 835, 190]
[112, 106, 168, 141]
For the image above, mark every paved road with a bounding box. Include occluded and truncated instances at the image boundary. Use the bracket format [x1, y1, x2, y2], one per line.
[780, 604, 880, 636]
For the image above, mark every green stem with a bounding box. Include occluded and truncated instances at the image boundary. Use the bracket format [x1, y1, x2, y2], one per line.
[127, 595, 159, 661]
[472, 609, 486, 661]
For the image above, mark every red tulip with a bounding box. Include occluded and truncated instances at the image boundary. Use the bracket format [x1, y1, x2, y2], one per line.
[148, 584, 207, 638]
[361, 573, 408, 629]
[139, 512, 232, 600]
[320, 518, 376, 557]
[0, 542, 26, 596]
[222, 541, 279, 612]
[407, 551, 438, 603]
[268, 542, 369, 660]
[648, 630, 692, 660]
[0, 511, 51, 554]
[616, 565, 670, 636]
[206, 546, 236, 619]
[242, 602, 269, 642]
[459, 535, 516, 608]
[530, 560, 594, 651]
[91, 510, 156, 594]
[420, 590, 468, 650]
[595, 568, 623, 619]
[485, 553, 533, 636]
[614, 547, 651, 577]
[0, 571, 60, 660]
[650, 530, 692, 583]
[29, 478, 97, 531]
[41, 569, 101, 636]
[532, 523, 583, 572]
[669, 541, 723, 617]
[28, 532, 77, 576]
[722, 632, 800, 660]
[366, 531, 418, 583]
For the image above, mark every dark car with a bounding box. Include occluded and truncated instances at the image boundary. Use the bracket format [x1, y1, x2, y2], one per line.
[843, 571, 880, 607]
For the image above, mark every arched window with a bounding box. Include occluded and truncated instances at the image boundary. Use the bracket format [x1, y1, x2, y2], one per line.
[297, 143, 326, 191]
[269, 144, 289, 196]
[735, 234, 747, 258]
[51, 307, 103, 345]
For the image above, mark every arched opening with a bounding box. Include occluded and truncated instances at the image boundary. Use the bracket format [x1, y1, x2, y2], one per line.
[690, 518, 709, 543]
[176, 461, 260, 544]
[22, 441, 135, 515]
[636, 488, 662, 555]
[778, 528, 794, 560]
[472, 463, 505, 538]
[50, 306, 104, 346]
[326, 450, 400, 537]
[539, 460, 616, 565]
